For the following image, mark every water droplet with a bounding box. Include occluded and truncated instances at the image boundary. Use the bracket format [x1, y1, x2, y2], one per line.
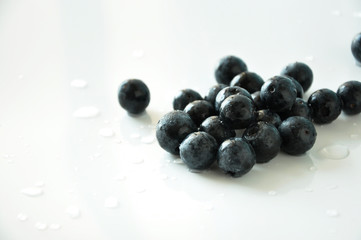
[114, 174, 127, 181]
[131, 158, 144, 164]
[326, 209, 339, 217]
[73, 106, 100, 118]
[70, 79, 88, 88]
[353, 11, 361, 18]
[140, 135, 155, 144]
[49, 224, 61, 230]
[17, 213, 28, 221]
[268, 190, 277, 196]
[132, 49, 144, 58]
[20, 187, 43, 197]
[66, 206, 81, 219]
[104, 196, 119, 209]
[98, 128, 115, 137]
[318, 145, 350, 160]
[35, 222, 48, 231]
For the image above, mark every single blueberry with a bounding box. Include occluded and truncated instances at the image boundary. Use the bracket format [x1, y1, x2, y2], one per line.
[278, 98, 312, 120]
[117, 79, 150, 114]
[260, 76, 297, 113]
[217, 138, 256, 177]
[308, 88, 342, 124]
[173, 89, 203, 111]
[243, 121, 282, 163]
[204, 84, 228, 106]
[278, 116, 317, 155]
[180, 132, 218, 170]
[256, 109, 282, 128]
[281, 62, 313, 92]
[230, 71, 265, 94]
[215, 56, 248, 85]
[184, 100, 215, 126]
[156, 111, 197, 155]
[214, 86, 252, 112]
[351, 32, 361, 63]
[337, 80, 361, 115]
[219, 94, 256, 130]
[199, 116, 236, 145]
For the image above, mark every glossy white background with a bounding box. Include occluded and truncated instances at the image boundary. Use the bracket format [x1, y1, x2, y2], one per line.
[0, 0, 361, 239]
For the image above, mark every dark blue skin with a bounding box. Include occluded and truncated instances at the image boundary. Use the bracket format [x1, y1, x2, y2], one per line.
[230, 71, 265, 94]
[243, 121, 282, 163]
[180, 132, 218, 171]
[256, 109, 282, 128]
[278, 98, 312, 120]
[219, 95, 256, 130]
[117, 79, 150, 114]
[214, 86, 252, 112]
[173, 89, 203, 111]
[337, 80, 361, 115]
[278, 116, 317, 155]
[199, 116, 236, 145]
[260, 76, 297, 113]
[289, 77, 304, 99]
[217, 138, 256, 177]
[215, 55, 248, 85]
[252, 91, 266, 110]
[204, 84, 227, 105]
[280, 62, 313, 92]
[308, 88, 342, 124]
[156, 111, 197, 155]
[351, 32, 361, 63]
[184, 100, 215, 126]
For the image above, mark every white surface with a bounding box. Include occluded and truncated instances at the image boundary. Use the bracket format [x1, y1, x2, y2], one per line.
[0, 0, 361, 239]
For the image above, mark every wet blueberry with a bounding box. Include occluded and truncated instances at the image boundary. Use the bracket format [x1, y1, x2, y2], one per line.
[230, 71, 265, 94]
[204, 84, 227, 106]
[156, 111, 197, 155]
[199, 116, 236, 145]
[278, 98, 312, 120]
[173, 89, 203, 111]
[215, 55, 248, 85]
[260, 76, 297, 113]
[117, 79, 150, 114]
[215, 86, 252, 112]
[256, 109, 282, 128]
[337, 80, 361, 115]
[351, 32, 361, 63]
[219, 94, 256, 129]
[243, 121, 282, 163]
[278, 116, 317, 155]
[217, 138, 256, 177]
[184, 100, 215, 126]
[180, 132, 218, 170]
[308, 88, 342, 124]
[281, 62, 313, 92]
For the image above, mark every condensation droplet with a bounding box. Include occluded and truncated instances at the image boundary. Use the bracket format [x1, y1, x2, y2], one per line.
[35, 222, 48, 231]
[98, 128, 115, 137]
[318, 145, 350, 160]
[49, 224, 61, 230]
[66, 206, 81, 219]
[70, 79, 88, 88]
[73, 106, 100, 118]
[326, 209, 339, 217]
[17, 213, 28, 221]
[104, 196, 119, 209]
[20, 187, 43, 197]
[140, 135, 155, 144]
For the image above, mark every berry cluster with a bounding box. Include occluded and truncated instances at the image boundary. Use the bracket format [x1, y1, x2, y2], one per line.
[155, 55, 361, 178]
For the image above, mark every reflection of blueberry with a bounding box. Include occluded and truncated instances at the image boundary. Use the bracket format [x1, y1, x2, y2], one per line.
[180, 132, 218, 170]
[184, 100, 215, 126]
[173, 89, 202, 111]
[217, 138, 256, 177]
[204, 84, 227, 106]
[215, 86, 252, 112]
[230, 71, 264, 94]
[337, 80, 361, 115]
[308, 88, 342, 124]
[281, 62, 313, 92]
[351, 32, 361, 63]
[156, 111, 197, 155]
[199, 116, 236, 145]
[215, 56, 248, 85]
[117, 79, 150, 114]
[278, 116, 317, 155]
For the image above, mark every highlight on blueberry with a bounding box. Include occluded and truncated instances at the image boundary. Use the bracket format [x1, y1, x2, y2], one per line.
[117, 79, 150, 114]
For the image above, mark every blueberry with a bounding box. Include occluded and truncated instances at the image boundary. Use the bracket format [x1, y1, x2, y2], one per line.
[180, 132, 218, 170]
[289, 77, 304, 98]
[184, 100, 215, 126]
[217, 138, 256, 177]
[251, 91, 266, 110]
[219, 94, 256, 129]
[256, 109, 282, 128]
[199, 116, 236, 145]
[173, 89, 203, 111]
[278, 116, 317, 155]
[215, 56, 248, 85]
[117, 79, 150, 114]
[308, 88, 342, 124]
[243, 121, 281, 163]
[230, 71, 265, 94]
[260, 76, 297, 113]
[280, 62, 313, 92]
[337, 80, 361, 115]
[351, 32, 361, 63]
[204, 84, 227, 105]
[278, 98, 312, 120]
[215, 86, 252, 112]
[156, 111, 197, 155]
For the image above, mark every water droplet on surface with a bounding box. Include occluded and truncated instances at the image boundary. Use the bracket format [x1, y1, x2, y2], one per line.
[326, 209, 339, 217]
[140, 135, 155, 144]
[268, 190, 277, 196]
[132, 49, 144, 58]
[35, 222, 48, 231]
[104, 196, 119, 209]
[98, 128, 115, 137]
[73, 106, 100, 118]
[49, 224, 61, 230]
[17, 213, 28, 221]
[66, 206, 81, 219]
[318, 145, 350, 160]
[70, 79, 88, 88]
[20, 187, 43, 197]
